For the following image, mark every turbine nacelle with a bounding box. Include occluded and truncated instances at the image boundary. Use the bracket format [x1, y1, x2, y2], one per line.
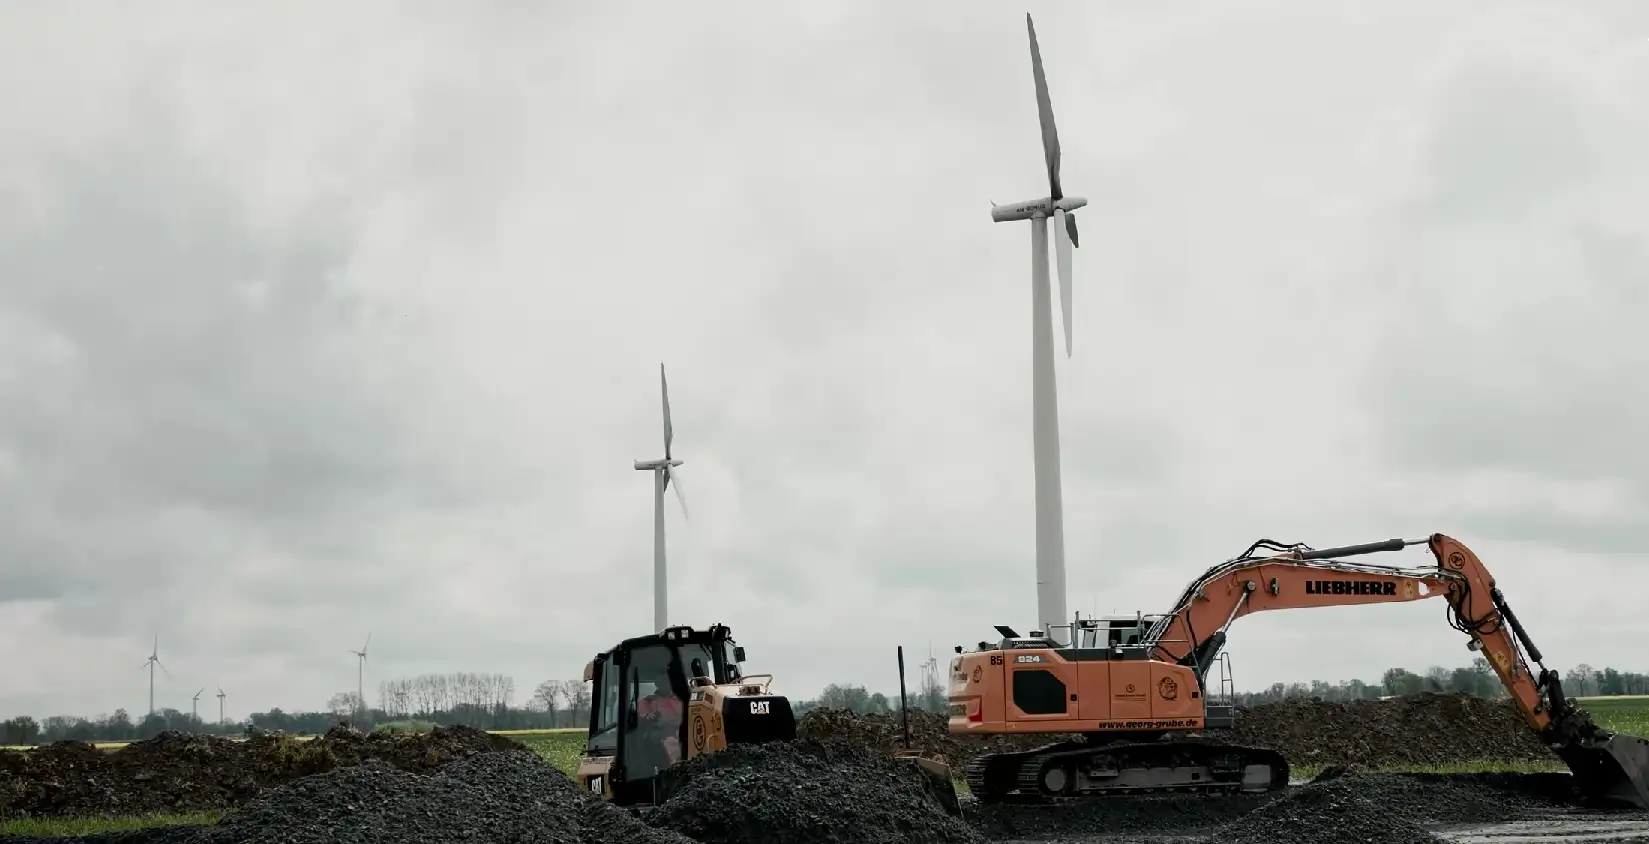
[634, 458, 683, 471]
[990, 195, 1088, 223]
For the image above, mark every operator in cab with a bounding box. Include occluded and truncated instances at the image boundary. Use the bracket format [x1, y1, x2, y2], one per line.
[635, 662, 684, 764]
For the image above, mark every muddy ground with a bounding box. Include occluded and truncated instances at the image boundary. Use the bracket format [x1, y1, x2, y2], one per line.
[0, 694, 1643, 843]
[2, 745, 1645, 844]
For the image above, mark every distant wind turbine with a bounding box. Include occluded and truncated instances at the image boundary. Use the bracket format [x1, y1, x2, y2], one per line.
[988, 13, 1087, 644]
[191, 687, 205, 725]
[348, 633, 370, 715]
[138, 634, 171, 715]
[634, 363, 689, 632]
[217, 687, 227, 725]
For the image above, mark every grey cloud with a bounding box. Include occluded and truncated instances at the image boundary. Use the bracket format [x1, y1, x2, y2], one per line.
[7, 2, 1649, 718]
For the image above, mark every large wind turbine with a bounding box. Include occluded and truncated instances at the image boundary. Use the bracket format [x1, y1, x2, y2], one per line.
[990, 13, 1085, 644]
[634, 363, 689, 632]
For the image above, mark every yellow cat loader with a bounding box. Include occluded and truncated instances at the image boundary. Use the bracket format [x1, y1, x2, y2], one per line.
[576, 624, 960, 814]
[576, 624, 799, 805]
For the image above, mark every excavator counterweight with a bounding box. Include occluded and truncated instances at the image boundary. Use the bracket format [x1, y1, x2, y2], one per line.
[949, 533, 1649, 809]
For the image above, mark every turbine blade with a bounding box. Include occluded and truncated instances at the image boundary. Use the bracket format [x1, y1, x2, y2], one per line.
[1065, 208, 1079, 249]
[363, 632, 371, 653]
[667, 467, 689, 520]
[1055, 209, 1073, 358]
[158, 660, 173, 680]
[1027, 13, 1062, 200]
[660, 363, 673, 460]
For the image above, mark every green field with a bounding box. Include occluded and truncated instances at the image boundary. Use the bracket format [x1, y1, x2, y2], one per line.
[5, 698, 1649, 838]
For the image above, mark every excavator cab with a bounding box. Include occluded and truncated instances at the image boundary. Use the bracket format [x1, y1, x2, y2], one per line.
[577, 624, 797, 806]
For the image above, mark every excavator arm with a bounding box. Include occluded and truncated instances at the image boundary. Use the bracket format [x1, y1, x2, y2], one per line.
[1143, 533, 1649, 808]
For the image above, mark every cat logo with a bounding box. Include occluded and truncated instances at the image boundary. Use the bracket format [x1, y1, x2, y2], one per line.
[971, 666, 983, 684]
[1158, 677, 1179, 701]
[691, 713, 708, 752]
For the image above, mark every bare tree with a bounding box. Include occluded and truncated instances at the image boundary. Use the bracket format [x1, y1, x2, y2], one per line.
[535, 681, 562, 726]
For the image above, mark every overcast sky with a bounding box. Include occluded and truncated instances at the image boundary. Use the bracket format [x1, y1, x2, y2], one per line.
[3, 1, 1647, 722]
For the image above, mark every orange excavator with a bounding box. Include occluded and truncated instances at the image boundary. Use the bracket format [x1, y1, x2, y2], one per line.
[948, 533, 1649, 808]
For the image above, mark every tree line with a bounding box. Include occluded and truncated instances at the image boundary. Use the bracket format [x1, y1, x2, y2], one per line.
[5, 659, 1644, 746]
[1225, 659, 1649, 706]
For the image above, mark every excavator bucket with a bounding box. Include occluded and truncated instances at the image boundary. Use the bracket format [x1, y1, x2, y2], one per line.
[1555, 733, 1649, 810]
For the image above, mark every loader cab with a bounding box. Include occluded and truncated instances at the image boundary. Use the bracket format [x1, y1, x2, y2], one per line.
[580, 624, 789, 806]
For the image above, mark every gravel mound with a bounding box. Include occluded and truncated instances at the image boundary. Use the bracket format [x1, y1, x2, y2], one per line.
[0, 725, 523, 819]
[1212, 770, 1627, 844]
[643, 739, 980, 844]
[198, 750, 695, 844]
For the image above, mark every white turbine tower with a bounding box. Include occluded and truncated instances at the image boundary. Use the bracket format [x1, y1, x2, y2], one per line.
[990, 13, 1085, 644]
[191, 688, 205, 726]
[635, 363, 689, 632]
[348, 633, 370, 716]
[217, 687, 227, 725]
[138, 634, 170, 715]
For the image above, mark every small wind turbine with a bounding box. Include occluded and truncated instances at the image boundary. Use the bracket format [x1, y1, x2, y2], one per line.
[138, 634, 171, 715]
[191, 688, 205, 725]
[348, 633, 370, 715]
[217, 687, 226, 725]
[634, 363, 689, 632]
[989, 13, 1086, 644]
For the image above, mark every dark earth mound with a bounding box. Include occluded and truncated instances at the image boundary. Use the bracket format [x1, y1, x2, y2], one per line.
[798, 692, 1556, 772]
[643, 739, 981, 844]
[0, 751, 691, 844]
[1220, 692, 1554, 768]
[0, 724, 523, 819]
[1211, 769, 1624, 844]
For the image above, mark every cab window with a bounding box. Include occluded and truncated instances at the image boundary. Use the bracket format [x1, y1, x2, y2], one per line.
[626, 643, 678, 715]
[588, 658, 620, 754]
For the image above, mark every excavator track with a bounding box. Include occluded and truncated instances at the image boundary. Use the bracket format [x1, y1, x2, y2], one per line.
[965, 740, 1290, 803]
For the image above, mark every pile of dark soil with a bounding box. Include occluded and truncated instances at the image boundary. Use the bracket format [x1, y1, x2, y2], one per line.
[1220, 692, 1554, 767]
[795, 708, 1073, 772]
[0, 724, 523, 819]
[1, 750, 693, 844]
[1212, 769, 1597, 844]
[798, 692, 1556, 772]
[642, 739, 980, 844]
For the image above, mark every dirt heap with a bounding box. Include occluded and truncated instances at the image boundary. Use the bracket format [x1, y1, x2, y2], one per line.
[1, 750, 694, 844]
[0, 724, 523, 819]
[798, 692, 1556, 772]
[795, 708, 1073, 772]
[642, 739, 980, 844]
[1220, 692, 1554, 767]
[0, 740, 973, 844]
[1212, 768, 1587, 844]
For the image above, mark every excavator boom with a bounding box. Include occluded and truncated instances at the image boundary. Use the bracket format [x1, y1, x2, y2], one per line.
[949, 533, 1649, 809]
[1150, 534, 1649, 809]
